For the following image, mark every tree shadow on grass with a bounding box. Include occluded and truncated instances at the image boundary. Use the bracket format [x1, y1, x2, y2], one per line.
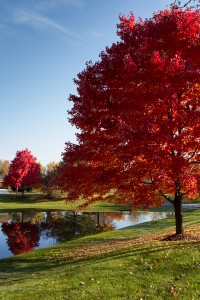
[0, 193, 66, 204]
[0, 211, 199, 286]
[1, 238, 199, 283]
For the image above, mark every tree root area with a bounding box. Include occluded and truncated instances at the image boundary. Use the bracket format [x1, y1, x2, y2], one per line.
[162, 233, 200, 241]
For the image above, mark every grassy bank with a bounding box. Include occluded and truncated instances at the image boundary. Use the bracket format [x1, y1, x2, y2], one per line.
[0, 193, 130, 212]
[0, 193, 199, 213]
[0, 209, 200, 300]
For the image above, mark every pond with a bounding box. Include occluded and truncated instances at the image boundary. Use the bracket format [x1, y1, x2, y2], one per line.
[0, 210, 170, 259]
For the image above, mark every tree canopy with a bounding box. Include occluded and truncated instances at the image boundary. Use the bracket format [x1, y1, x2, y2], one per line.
[59, 8, 200, 235]
[3, 149, 41, 191]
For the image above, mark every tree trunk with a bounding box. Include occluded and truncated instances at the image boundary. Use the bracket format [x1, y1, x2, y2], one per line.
[173, 195, 183, 235]
[97, 212, 100, 226]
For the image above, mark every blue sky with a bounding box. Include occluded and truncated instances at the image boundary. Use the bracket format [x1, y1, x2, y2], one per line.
[1, 0, 171, 165]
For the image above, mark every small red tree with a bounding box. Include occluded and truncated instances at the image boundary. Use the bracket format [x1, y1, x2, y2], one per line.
[3, 149, 41, 193]
[59, 8, 200, 236]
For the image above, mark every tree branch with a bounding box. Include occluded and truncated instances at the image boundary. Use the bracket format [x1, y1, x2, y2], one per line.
[187, 145, 200, 162]
[189, 160, 200, 164]
[159, 190, 174, 204]
[171, 0, 200, 8]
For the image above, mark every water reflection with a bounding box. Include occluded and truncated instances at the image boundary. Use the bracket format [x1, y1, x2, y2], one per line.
[2, 222, 40, 255]
[40, 212, 106, 243]
[113, 211, 168, 229]
[0, 210, 169, 259]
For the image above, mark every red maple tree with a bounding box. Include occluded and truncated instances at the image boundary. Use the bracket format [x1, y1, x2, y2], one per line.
[3, 149, 41, 193]
[59, 8, 200, 235]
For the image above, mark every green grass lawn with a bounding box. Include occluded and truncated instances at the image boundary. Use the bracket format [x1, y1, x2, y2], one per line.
[0, 193, 130, 212]
[0, 208, 200, 300]
[0, 192, 199, 213]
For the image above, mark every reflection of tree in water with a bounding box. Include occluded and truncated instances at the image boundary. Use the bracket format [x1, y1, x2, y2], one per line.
[128, 210, 142, 223]
[40, 212, 115, 243]
[9, 212, 21, 223]
[40, 212, 97, 243]
[11, 211, 45, 224]
[128, 210, 169, 223]
[102, 212, 126, 223]
[150, 212, 171, 221]
[93, 212, 123, 232]
[0, 211, 124, 256]
[1, 222, 40, 255]
[0, 214, 10, 223]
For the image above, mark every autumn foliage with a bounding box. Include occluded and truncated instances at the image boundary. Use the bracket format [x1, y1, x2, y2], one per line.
[59, 8, 200, 234]
[3, 149, 41, 191]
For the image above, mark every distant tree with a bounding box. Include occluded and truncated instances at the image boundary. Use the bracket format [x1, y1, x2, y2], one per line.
[40, 169, 58, 198]
[39, 164, 46, 177]
[39, 161, 58, 178]
[40, 161, 62, 198]
[3, 149, 41, 194]
[59, 9, 200, 236]
[0, 160, 10, 177]
[46, 161, 59, 173]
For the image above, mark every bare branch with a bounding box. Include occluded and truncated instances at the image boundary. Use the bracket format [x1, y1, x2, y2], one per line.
[171, 0, 200, 8]
[187, 145, 200, 162]
[189, 160, 200, 164]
